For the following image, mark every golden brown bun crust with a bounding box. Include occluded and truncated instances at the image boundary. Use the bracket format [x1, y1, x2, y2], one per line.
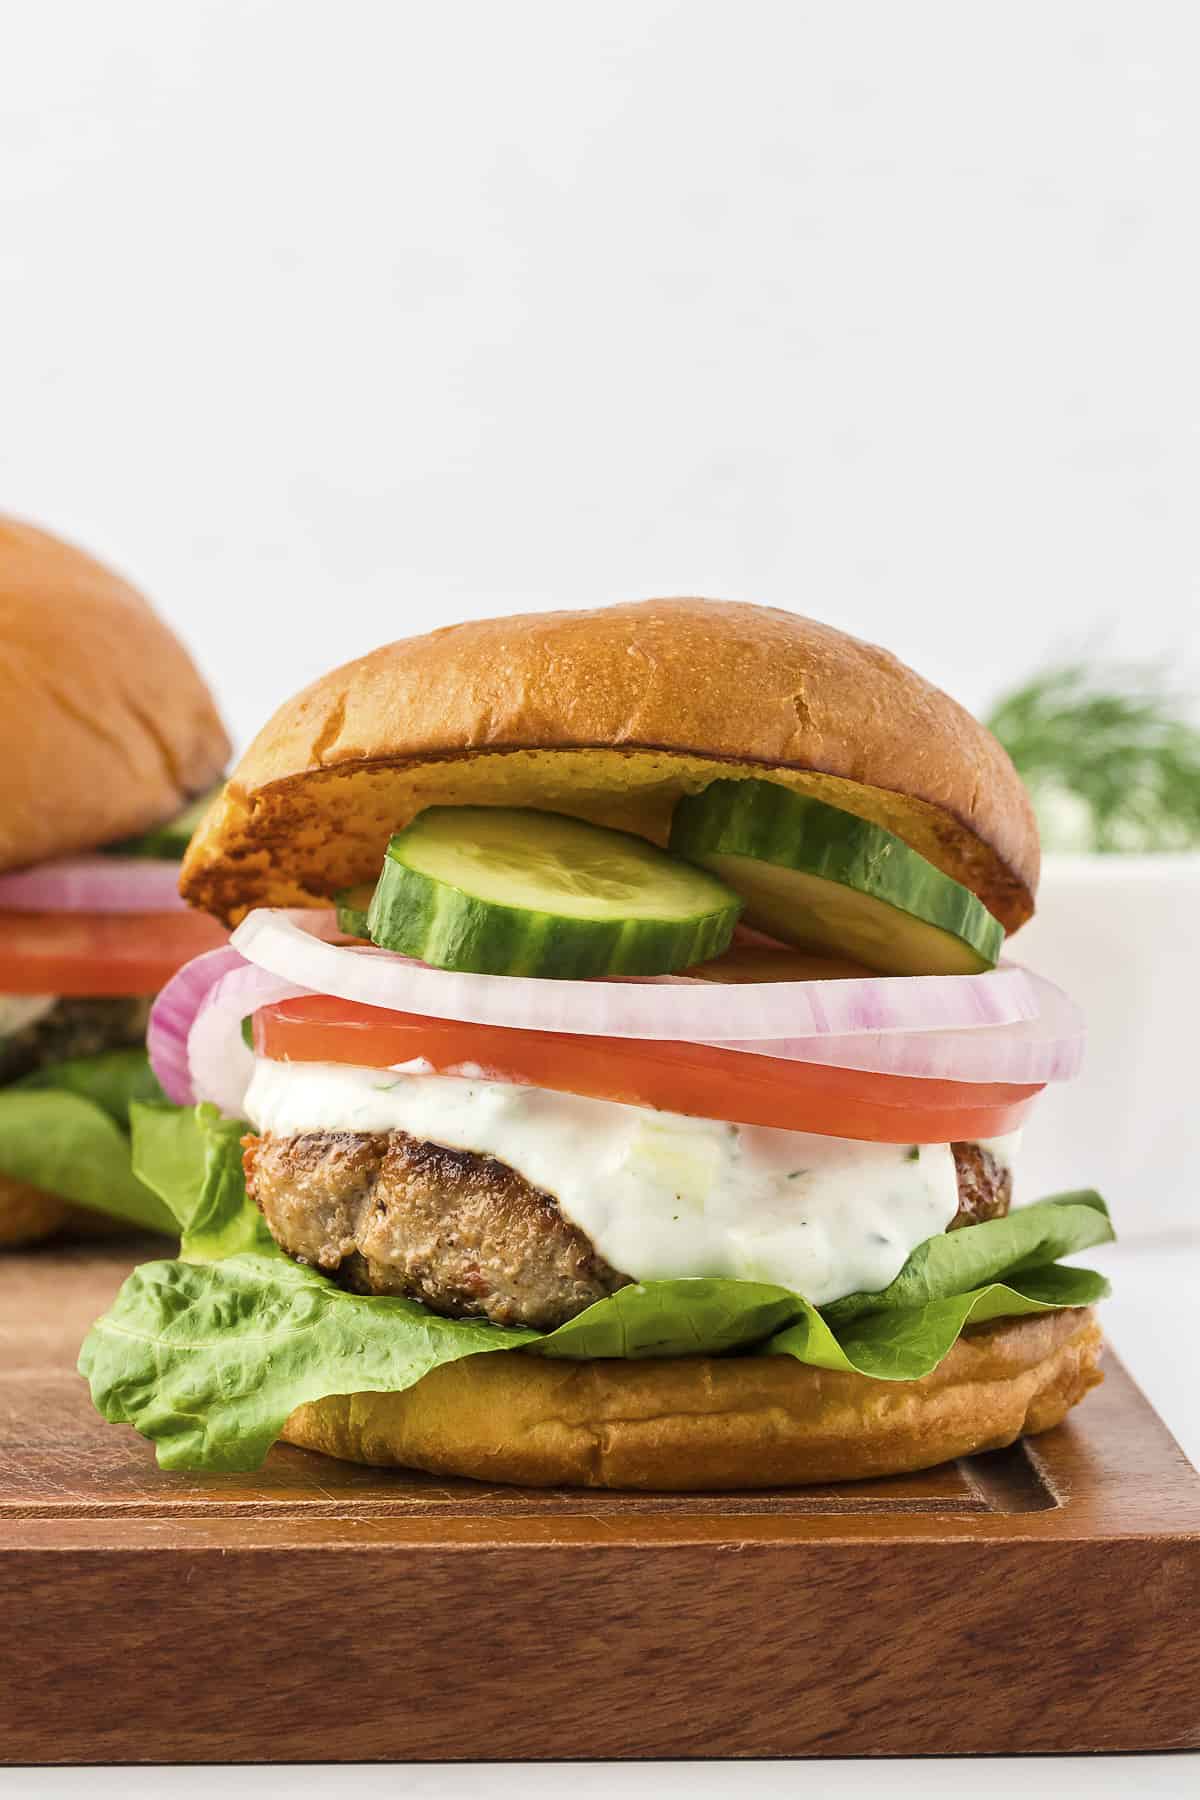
[0, 1172, 126, 1247]
[282, 1308, 1101, 1489]
[0, 517, 230, 872]
[182, 599, 1038, 930]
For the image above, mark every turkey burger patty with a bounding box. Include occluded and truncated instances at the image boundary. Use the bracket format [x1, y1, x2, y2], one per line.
[242, 1059, 1015, 1330]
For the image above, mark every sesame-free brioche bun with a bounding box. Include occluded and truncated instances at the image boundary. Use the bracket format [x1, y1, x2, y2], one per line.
[181, 598, 1039, 931]
[0, 517, 230, 874]
[282, 1308, 1101, 1489]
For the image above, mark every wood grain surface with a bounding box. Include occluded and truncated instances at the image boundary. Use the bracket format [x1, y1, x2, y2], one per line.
[2, 1238, 1198, 1762]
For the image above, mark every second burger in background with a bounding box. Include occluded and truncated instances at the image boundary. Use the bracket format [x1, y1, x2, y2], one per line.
[0, 517, 230, 1245]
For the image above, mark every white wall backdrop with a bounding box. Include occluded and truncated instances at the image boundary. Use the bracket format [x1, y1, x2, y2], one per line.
[1, 0, 1196, 751]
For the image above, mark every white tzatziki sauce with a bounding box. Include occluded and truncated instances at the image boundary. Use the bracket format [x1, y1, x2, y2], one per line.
[0, 994, 57, 1036]
[242, 1058, 1010, 1306]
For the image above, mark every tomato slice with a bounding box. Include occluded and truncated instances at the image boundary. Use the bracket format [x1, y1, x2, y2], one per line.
[0, 910, 229, 996]
[254, 993, 1043, 1144]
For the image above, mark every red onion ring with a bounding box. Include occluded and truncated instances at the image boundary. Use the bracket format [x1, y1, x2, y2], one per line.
[230, 908, 1038, 1044]
[149, 912, 356, 1110]
[166, 919, 1083, 1117]
[150, 946, 302, 1110]
[187, 963, 307, 1118]
[0, 856, 186, 913]
[149, 946, 253, 1103]
[701, 969, 1083, 1084]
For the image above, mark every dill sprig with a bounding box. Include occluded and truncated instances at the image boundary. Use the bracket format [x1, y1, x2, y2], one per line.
[985, 662, 1200, 854]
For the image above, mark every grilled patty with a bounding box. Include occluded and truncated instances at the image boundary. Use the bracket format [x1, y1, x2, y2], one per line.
[243, 1130, 1012, 1330]
[0, 996, 151, 1085]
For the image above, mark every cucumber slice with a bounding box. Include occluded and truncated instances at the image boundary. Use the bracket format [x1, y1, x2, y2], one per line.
[669, 781, 1003, 976]
[334, 884, 375, 940]
[367, 806, 741, 978]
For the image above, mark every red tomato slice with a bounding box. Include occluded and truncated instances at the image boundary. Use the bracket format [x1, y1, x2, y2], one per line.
[254, 994, 1043, 1144]
[0, 910, 229, 996]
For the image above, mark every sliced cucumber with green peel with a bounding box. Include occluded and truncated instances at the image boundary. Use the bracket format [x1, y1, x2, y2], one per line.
[366, 806, 742, 978]
[669, 781, 1003, 976]
[334, 884, 375, 939]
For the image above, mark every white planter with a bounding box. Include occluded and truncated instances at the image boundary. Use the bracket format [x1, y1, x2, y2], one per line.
[1011, 853, 1200, 1239]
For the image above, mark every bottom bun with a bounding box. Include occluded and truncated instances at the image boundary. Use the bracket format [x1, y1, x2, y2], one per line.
[283, 1308, 1103, 1489]
[0, 1172, 125, 1248]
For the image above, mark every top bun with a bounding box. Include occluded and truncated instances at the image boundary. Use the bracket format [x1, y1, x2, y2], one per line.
[182, 598, 1038, 931]
[0, 518, 230, 873]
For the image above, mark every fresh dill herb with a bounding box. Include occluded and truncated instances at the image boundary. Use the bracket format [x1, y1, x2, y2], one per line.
[986, 661, 1200, 853]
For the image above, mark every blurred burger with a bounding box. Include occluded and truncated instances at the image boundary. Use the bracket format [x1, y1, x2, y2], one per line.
[0, 518, 230, 1244]
[81, 599, 1111, 1488]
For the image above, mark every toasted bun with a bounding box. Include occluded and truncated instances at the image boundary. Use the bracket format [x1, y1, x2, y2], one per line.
[282, 1309, 1101, 1489]
[0, 1173, 126, 1248]
[0, 517, 230, 873]
[182, 599, 1038, 930]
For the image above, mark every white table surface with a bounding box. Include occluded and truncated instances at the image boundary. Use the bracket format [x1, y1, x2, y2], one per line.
[9, 1235, 1198, 1796]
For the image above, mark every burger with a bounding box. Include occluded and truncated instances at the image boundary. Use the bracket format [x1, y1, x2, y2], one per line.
[0, 518, 230, 1245]
[80, 599, 1112, 1488]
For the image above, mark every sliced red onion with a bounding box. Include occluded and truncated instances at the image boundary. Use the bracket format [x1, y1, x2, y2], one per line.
[149, 946, 255, 1103]
[166, 912, 1082, 1117]
[702, 970, 1084, 1085]
[187, 962, 308, 1118]
[0, 856, 187, 913]
[230, 907, 1038, 1043]
[148, 909, 355, 1107]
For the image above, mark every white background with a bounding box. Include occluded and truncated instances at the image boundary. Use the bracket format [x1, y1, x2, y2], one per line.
[2, 5, 1197, 1790]
[1, 0, 1197, 752]
[12, 1757, 1200, 1800]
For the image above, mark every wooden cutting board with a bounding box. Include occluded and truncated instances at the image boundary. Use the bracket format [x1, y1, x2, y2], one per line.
[2, 1237, 1198, 1763]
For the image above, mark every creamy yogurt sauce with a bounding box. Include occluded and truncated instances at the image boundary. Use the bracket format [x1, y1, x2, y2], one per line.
[243, 1058, 1014, 1306]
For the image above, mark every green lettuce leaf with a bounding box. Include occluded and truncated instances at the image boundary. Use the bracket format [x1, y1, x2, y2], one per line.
[12, 1046, 164, 1126]
[821, 1191, 1113, 1324]
[761, 1193, 1114, 1376]
[0, 1049, 173, 1232]
[79, 1101, 1113, 1471]
[81, 1252, 535, 1472]
[130, 1100, 272, 1260]
[534, 1278, 803, 1360]
[764, 1263, 1108, 1378]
